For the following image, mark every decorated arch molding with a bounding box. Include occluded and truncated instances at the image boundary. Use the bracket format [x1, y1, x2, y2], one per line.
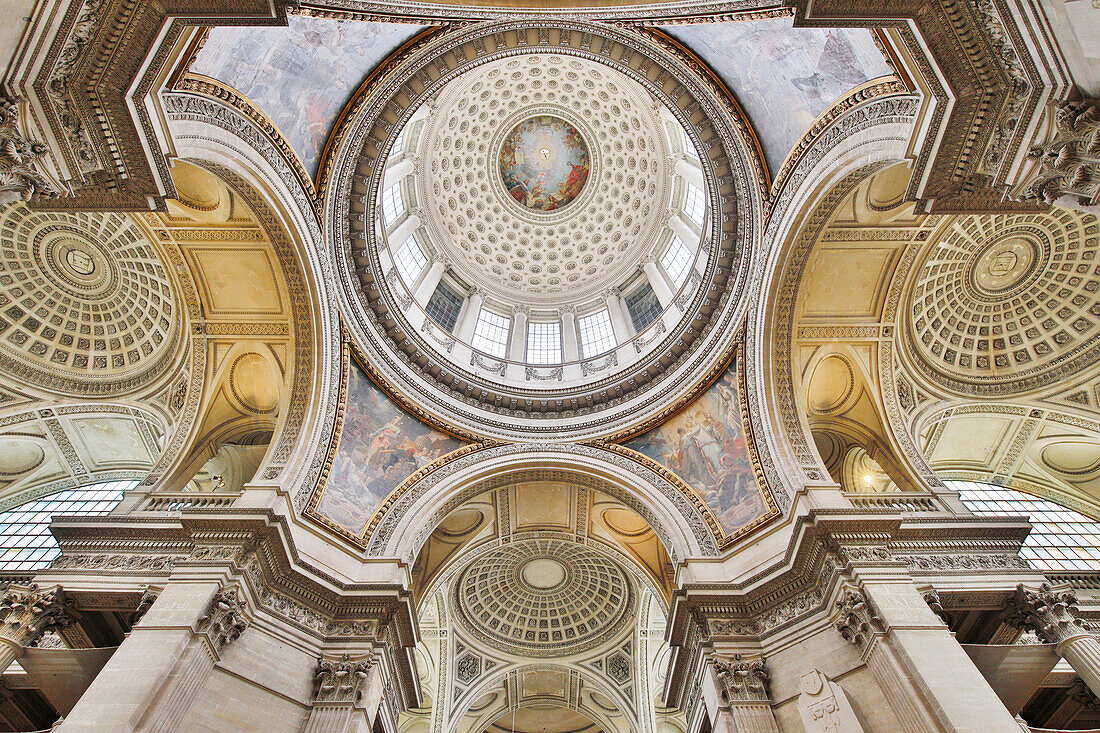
[753, 95, 919, 491]
[162, 90, 344, 500]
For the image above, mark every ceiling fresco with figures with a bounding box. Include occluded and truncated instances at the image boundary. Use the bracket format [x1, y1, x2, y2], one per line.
[660, 18, 894, 175]
[191, 16, 426, 178]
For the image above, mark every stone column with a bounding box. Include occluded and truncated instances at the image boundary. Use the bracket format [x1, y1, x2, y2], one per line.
[605, 290, 632, 342]
[508, 307, 528, 362]
[712, 655, 779, 733]
[303, 654, 375, 733]
[0, 584, 73, 673]
[58, 581, 249, 733]
[454, 290, 483, 343]
[412, 260, 446, 306]
[1004, 583, 1100, 698]
[834, 584, 1019, 732]
[643, 260, 674, 307]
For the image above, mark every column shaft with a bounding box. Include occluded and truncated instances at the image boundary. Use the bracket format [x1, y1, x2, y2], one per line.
[1057, 633, 1100, 699]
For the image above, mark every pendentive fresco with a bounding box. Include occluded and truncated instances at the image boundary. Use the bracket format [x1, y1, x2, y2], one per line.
[623, 354, 770, 537]
[314, 358, 465, 536]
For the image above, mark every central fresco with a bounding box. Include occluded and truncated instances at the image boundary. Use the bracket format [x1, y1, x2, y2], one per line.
[499, 115, 590, 212]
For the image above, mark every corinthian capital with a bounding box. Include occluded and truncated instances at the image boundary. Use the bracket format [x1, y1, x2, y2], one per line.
[0, 584, 73, 648]
[834, 588, 883, 653]
[1003, 583, 1090, 644]
[314, 654, 373, 703]
[714, 654, 770, 702]
[197, 586, 249, 650]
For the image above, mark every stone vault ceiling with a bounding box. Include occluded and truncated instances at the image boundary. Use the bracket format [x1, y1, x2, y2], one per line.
[417, 53, 670, 305]
[451, 538, 634, 658]
[0, 206, 183, 396]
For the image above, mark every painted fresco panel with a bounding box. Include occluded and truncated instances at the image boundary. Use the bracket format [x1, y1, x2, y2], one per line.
[660, 19, 891, 175]
[624, 356, 768, 536]
[315, 360, 464, 536]
[193, 17, 424, 177]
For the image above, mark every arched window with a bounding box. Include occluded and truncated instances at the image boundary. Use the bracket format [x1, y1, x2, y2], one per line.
[0, 480, 138, 571]
[946, 480, 1100, 571]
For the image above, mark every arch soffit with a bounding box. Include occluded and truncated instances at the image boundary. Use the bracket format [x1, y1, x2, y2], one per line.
[749, 95, 918, 494]
[450, 663, 634, 733]
[162, 96, 342, 500]
[365, 444, 717, 562]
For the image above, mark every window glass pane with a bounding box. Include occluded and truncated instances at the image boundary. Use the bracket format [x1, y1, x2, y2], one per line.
[578, 309, 616, 359]
[625, 284, 662, 332]
[946, 479, 1100, 571]
[425, 282, 464, 332]
[0, 480, 137, 572]
[471, 308, 511, 359]
[393, 236, 427, 285]
[382, 183, 404, 225]
[661, 237, 692, 288]
[683, 184, 705, 228]
[526, 321, 562, 364]
[389, 131, 404, 159]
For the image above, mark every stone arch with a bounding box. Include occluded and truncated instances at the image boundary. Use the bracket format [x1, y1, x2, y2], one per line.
[370, 443, 719, 562]
[162, 92, 342, 501]
[751, 95, 919, 498]
[449, 664, 634, 733]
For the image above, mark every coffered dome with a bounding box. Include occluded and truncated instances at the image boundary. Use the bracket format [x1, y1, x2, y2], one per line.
[451, 538, 633, 658]
[0, 206, 183, 395]
[331, 22, 759, 440]
[904, 209, 1100, 395]
[417, 54, 670, 306]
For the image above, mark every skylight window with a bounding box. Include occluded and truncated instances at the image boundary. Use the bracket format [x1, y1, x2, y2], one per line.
[382, 183, 404, 225]
[0, 480, 138, 571]
[471, 308, 511, 359]
[389, 131, 404, 159]
[527, 320, 562, 364]
[393, 236, 427, 284]
[426, 282, 463, 332]
[578, 309, 616, 359]
[661, 237, 692, 288]
[625, 284, 662, 332]
[947, 480, 1100, 571]
[683, 184, 705, 228]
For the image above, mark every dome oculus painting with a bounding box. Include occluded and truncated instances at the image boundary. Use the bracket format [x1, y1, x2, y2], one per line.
[498, 115, 590, 212]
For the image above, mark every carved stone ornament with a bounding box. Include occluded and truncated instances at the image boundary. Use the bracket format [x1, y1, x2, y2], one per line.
[923, 589, 953, 626]
[714, 654, 770, 702]
[1070, 677, 1100, 712]
[1023, 99, 1100, 213]
[314, 654, 373, 704]
[197, 586, 248, 651]
[833, 588, 883, 653]
[1003, 583, 1090, 644]
[128, 588, 159, 626]
[797, 669, 866, 733]
[0, 584, 73, 648]
[0, 96, 61, 204]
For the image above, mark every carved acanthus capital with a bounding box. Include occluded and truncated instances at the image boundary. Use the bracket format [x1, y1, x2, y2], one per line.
[314, 654, 373, 704]
[128, 587, 159, 626]
[714, 654, 770, 703]
[0, 584, 74, 649]
[834, 588, 883, 653]
[1003, 583, 1089, 644]
[1022, 99, 1100, 213]
[923, 589, 953, 626]
[0, 96, 62, 205]
[197, 586, 248, 650]
[1070, 677, 1100, 711]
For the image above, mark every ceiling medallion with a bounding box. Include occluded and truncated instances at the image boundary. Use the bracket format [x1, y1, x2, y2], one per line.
[499, 115, 590, 212]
